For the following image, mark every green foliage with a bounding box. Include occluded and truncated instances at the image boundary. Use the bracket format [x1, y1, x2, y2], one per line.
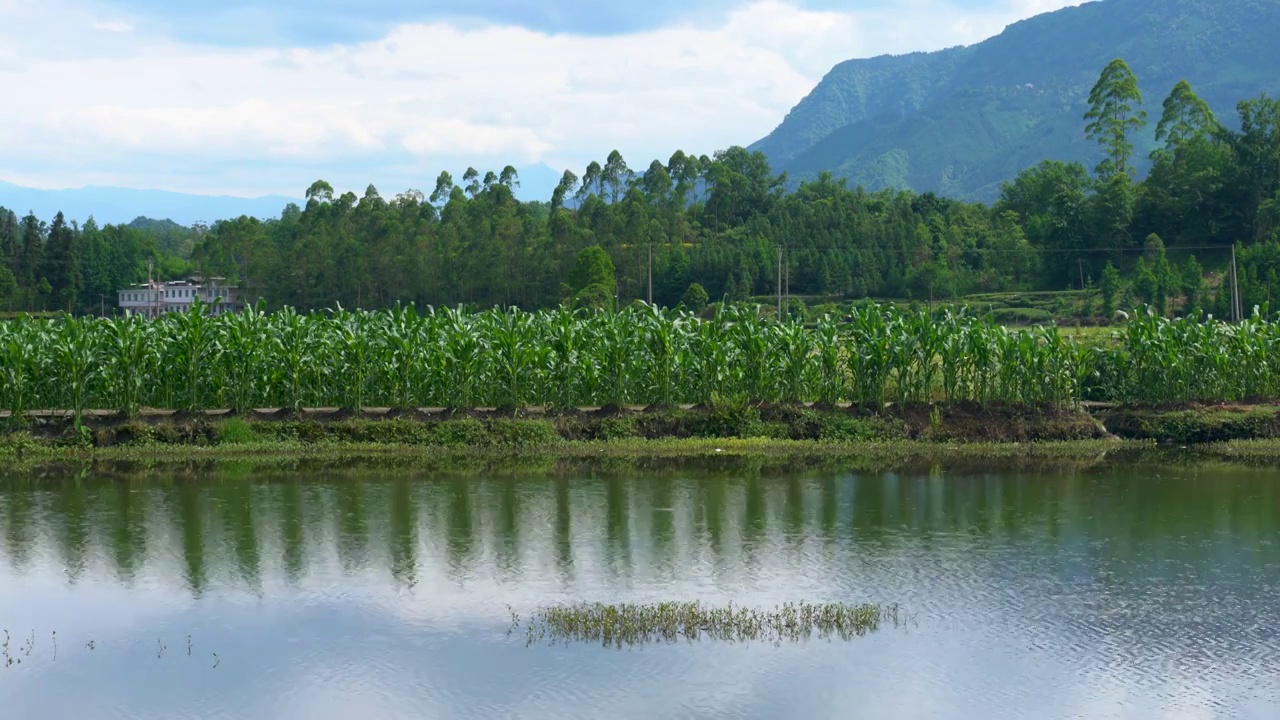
[0, 302, 1107, 414]
[1154, 80, 1218, 157]
[573, 283, 613, 311]
[1105, 306, 1280, 404]
[1085, 59, 1147, 180]
[1106, 406, 1280, 443]
[989, 307, 1054, 324]
[5, 46, 1280, 328]
[1100, 262, 1122, 319]
[215, 418, 259, 445]
[681, 283, 709, 312]
[569, 246, 616, 297]
[431, 419, 489, 446]
[486, 419, 561, 448]
[582, 416, 640, 441]
[755, 0, 1280, 200]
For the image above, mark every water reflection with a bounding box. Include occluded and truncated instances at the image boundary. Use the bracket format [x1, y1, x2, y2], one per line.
[1, 467, 1278, 596]
[0, 464, 1278, 719]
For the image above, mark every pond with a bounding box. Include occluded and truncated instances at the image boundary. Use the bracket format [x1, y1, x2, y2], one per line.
[1, 461, 1278, 719]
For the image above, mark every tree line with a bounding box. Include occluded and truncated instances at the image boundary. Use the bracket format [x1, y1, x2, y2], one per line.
[4, 59, 1280, 318]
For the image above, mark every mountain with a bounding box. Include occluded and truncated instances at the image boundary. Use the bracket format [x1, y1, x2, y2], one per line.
[510, 163, 563, 204]
[751, 0, 1280, 201]
[0, 181, 298, 227]
[0, 164, 564, 227]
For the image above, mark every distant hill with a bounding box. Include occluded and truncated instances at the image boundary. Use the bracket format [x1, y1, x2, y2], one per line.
[0, 181, 298, 227]
[751, 0, 1280, 201]
[0, 164, 564, 227]
[126, 217, 202, 258]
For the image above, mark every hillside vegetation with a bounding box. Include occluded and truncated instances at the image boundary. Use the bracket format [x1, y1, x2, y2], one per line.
[752, 0, 1280, 200]
[5, 54, 1280, 322]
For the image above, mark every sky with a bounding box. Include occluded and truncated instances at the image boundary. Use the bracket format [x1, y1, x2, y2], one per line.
[0, 0, 1082, 200]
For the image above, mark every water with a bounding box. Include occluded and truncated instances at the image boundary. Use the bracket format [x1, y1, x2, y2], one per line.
[1, 461, 1279, 719]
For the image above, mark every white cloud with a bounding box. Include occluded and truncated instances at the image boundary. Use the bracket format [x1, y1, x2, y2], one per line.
[91, 19, 133, 32]
[0, 0, 1082, 196]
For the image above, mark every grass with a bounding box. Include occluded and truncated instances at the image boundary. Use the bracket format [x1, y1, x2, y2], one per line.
[515, 601, 900, 648]
[0, 434, 1147, 482]
[5, 404, 1280, 479]
[2, 402, 1112, 450]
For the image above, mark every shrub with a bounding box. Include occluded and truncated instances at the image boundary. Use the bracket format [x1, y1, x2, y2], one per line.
[216, 418, 258, 445]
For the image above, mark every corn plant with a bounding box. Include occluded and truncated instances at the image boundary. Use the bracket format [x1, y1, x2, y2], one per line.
[813, 315, 844, 406]
[440, 307, 484, 411]
[160, 300, 221, 412]
[332, 307, 373, 412]
[0, 316, 39, 426]
[217, 301, 269, 415]
[489, 308, 545, 411]
[6, 299, 1280, 415]
[546, 307, 585, 412]
[103, 315, 155, 418]
[47, 314, 101, 426]
[773, 319, 816, 404]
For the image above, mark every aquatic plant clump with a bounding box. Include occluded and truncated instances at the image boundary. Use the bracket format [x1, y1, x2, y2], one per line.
[517, 601, 900, 648]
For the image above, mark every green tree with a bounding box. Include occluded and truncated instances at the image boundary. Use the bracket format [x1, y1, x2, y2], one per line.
[1134, 130, 1234, 248]
[997, 160, 1090, 286]
[0, 207, 18, 272]
[1133, 258, 1157, 310]
[1153, 80, 1217, 158]
[1084, 59, 1147, 180]
[602, 150, 631, 204]
[429, 171, 454, 205]
[569, 245, 616, 298]
[580, 161, 603, 202]
[1181, 255, 1205, 312]
[1222, 95, 1280, 229]
[16, 213, 44, 303]
[0, 262, 16, 310]
[1142, 233, 1175, 315]
[1099, 262, 1122, 320]
[462, 167, 481, 198]
[551, 170, 578, 211]
[573, 283, 613, 311]
[42, 212, 82, 313]
[682, 282, 709, 312]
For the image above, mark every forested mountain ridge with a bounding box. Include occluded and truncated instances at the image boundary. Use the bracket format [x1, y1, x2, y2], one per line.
[751, 0, 1280, 200]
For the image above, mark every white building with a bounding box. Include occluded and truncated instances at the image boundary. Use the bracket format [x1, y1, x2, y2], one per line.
[118, 276, 244, 317]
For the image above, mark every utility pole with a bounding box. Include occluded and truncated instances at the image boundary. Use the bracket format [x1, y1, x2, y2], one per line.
[784, 250, 790, 309]
[647, 243, 653, 306]
[148, 258, 155, 319]
[1231, 244, 1243, 323]
[1078, 258, 1085, 291]
[776, 245, 783, 319]
[99, 293, 105, 317]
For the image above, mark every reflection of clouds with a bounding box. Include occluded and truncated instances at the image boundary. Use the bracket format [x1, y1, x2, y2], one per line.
[1, 468, 1279, 718]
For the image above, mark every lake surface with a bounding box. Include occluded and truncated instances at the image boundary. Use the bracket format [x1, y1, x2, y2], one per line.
[1, 460, 1278, 719]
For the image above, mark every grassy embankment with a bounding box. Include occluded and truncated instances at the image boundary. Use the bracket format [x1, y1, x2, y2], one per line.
[6, 402, 1280, 469]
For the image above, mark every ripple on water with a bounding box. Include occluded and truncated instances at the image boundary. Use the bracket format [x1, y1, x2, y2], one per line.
[2, 465, 1280, 719]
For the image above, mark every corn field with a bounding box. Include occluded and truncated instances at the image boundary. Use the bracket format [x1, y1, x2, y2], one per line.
[1, 301, 1276, 423]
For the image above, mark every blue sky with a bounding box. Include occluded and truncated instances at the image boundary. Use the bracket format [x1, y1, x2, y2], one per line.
[97, 0, 991, 45]
[0, 0, 1080, 199]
